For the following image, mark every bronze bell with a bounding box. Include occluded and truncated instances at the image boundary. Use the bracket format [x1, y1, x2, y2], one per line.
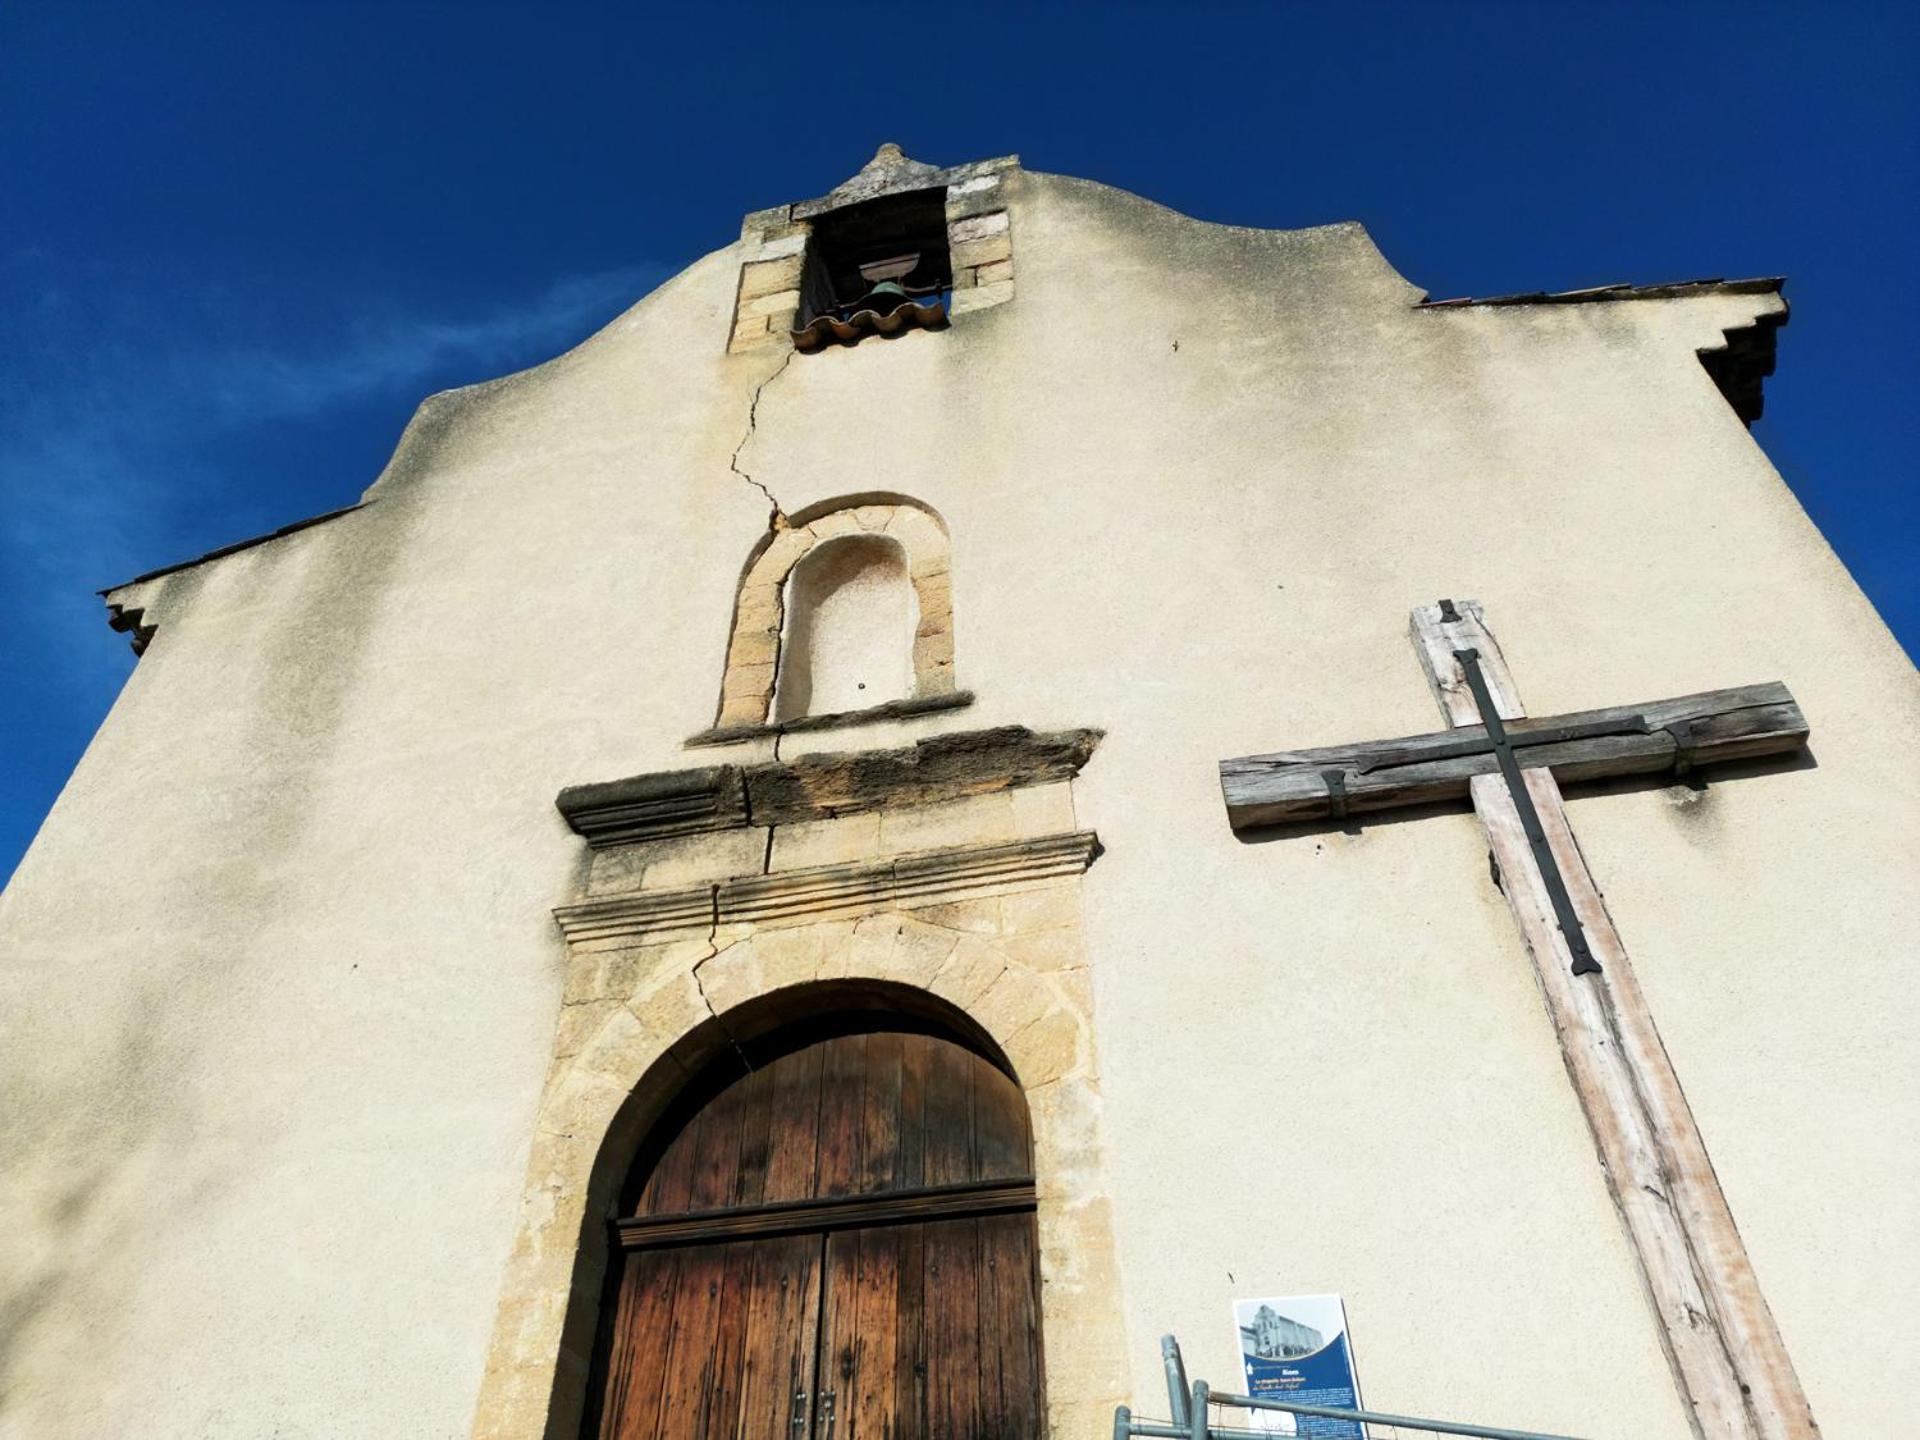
[855, 279, 913, 316]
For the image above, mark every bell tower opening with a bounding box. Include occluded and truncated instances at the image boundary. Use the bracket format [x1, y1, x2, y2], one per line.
[793, 187, 953, 352]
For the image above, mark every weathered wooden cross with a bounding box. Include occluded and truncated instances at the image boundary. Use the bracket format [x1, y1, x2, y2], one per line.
[1220, 600, 1819, 1440]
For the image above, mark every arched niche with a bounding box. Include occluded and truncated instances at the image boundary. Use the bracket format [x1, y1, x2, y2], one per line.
[578, 990, 1042, 1440]
[715, 496, 955, 731]
[773, 534, 917, 720]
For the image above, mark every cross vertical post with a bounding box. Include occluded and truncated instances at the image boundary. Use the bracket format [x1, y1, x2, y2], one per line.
[1408, 600, 1816, 1440]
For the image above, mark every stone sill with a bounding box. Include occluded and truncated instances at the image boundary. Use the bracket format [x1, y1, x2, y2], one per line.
[687, 690, 974, 748]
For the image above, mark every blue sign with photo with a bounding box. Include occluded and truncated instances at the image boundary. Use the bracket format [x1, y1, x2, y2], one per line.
[1232, 1294, 1362, 1438]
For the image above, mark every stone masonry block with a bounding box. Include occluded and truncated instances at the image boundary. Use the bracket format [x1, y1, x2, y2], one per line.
[972, 965, 1057, 1045]
[875, 791, 1017, 856]
[1008, 785, 1076, 842]
[928, 935, 1010, 1009]
[733, 583, 784, 629]
[740, 205, 792, 239]
[911, 570, 952, 617]
[1004, 1006, 1084, 1089]
[754, 524, 816, 580]
[908, 897, 1004, 935]
[950, 233, 1012, 270]
[756, 228, 808, 259]
[945, 179, 1004, 222]
[999, 927, 1090, 974]
[913, 629, 956, 677]
[975, 258, 1014, 286]
[847, 911, 963, 986]
[728, 625, 780, 668]
[744, 288, 802, 318]
[739, 256, 804, 300]
[769, 812, 883, 871]
[884, 505, 946, 558]
[718, 692, 769, 728]
[552, 999, 621, 1059]
[947, 210, 1009, 244]
[574, 1003, 662, 1084]
[999, 876, 1082, 932]
[805, 508, 863, 541]
[725, 661, 777, 702]
[951, 279, 1015, 315]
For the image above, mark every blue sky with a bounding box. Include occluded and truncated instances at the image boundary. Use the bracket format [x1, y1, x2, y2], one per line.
[2, 1, 1914, 882]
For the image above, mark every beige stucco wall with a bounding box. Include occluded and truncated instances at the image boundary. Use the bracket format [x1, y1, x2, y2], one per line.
[1, 165, 1914, 1439]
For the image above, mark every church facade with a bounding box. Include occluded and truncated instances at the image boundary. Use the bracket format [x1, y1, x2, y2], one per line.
[2, 146, 1914, 1439]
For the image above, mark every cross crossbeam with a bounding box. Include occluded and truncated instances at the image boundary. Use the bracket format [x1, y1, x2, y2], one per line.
[1217, 600, 1821, 1440]
[1221, 682, 1806, 830]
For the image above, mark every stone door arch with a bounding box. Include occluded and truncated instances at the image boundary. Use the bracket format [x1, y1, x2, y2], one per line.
[584, 1014, 1043, 1439]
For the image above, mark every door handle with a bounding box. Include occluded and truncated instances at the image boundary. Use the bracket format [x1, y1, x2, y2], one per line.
[789, 1387, 808, 1436]
[819, 1388, 837, 1440]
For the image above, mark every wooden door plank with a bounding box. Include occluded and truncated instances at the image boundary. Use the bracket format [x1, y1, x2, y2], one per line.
[687, 1076, 750, 1213]
[978, 1211, 1043, 1440]
[598, 1248, 682, 1440]
[637, 1106, 707, 1217]
[922, 1036, 978, 1188]
[1409, 600, 1818, 1440]
[893, 1221, 930, 1440]
[764, 1039, 827, 1204]
[858, 1030, 906, 1195]
[692, 1240, 757, 1440]
[816, 1033, 868, 1200]
[897, 1033, 931, 1192]
[732, 1063, 776, 1211]
[970, 1056, 1031, 1182]
[737, 1233, 823, 1440]
[823, 1225, 904, 1440]
[924, 1217, 984, 1439]
[651, 1242, 730, 1438]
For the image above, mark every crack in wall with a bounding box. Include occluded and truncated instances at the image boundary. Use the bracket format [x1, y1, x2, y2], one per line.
[729, 347, 795, 526]
[688, 884, 755, 1072]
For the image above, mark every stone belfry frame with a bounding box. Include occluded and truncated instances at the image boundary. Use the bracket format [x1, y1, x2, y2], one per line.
[727, 143, 1020, 354]
[707, 494, 959, 739]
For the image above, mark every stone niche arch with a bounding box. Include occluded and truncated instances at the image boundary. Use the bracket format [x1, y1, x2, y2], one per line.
[474, 946, 1125, 1439]
[713, 495, 956, 734]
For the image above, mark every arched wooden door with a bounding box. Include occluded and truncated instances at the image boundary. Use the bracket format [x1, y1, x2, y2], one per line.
[590, 1023, 1044, 1440]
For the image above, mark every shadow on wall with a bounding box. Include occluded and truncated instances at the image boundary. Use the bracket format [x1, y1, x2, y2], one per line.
[0, 974, 228, 1426]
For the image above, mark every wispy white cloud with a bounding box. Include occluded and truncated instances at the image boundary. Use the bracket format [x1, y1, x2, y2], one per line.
[2, 258, 660, 629]
[0, 258, 664, 875]
[179, 267, 660, 428]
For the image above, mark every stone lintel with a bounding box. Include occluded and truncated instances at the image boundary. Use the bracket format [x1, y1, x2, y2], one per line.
[556, 725, 1103, 847]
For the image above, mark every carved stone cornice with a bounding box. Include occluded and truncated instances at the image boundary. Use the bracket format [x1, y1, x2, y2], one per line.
[554, 831, 1100, 950]
[556, 726, 1102, 849]
[554, 766, 747, 848]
